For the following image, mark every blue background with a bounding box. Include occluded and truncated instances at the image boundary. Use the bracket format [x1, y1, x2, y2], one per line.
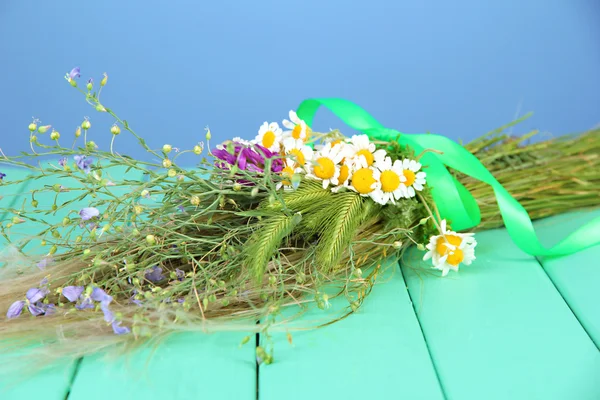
[0, 0, 598, 165]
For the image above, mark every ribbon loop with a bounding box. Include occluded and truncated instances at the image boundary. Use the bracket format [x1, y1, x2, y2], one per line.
[296, 97, 600, 257]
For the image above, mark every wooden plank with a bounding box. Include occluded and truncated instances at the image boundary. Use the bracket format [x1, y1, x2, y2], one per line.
[0, 167, 78, 400]
[259, 258, 444, 400]
[534, 209, 600, 348]
[402, 224, 600, 400]
[67, 332, 257, 400]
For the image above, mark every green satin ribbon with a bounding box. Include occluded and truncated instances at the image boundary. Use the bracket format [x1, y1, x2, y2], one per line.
[296, 97, 600, 257]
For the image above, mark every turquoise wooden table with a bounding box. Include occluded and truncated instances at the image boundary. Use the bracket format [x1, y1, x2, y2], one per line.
[1, 168, 599, 400]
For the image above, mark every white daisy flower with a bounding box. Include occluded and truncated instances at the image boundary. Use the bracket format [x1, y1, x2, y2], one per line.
[306, 142, 345, 189]
[373, 155, 407, 204]
[349, 166, 382, 201]
[254, 122, 283, 153]
[347, 134, 386, 170]
[282, 137, 314, 168]
[423, 220, 477, 276]
[335, 160, 353, 187]
[399, 159, 427, 198]
[282, 110, 310, 142]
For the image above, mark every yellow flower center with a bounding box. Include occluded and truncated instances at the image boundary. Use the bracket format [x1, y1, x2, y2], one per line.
[436, 235, 464, 266]
[402, 169, 416, 186]
[338, 164, 350, 184]
[380, 170, 400, 193]
[314, 157, 335, 179]
[352, 168, 376, 194]
[292, 124, 305, 140]
[356, 149, 374, 166]
[281, 166, 294, 186]
[331, 139, 343, 146]
[446, 249, 464, 266]
[288, 148, 305, 165]
[262, 131, 276, 148]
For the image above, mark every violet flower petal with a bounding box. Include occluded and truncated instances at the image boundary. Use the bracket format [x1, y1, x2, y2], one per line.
[28, 303, 45, 316]
[79, 207, 100, 221]
[131, 298, 143, 306]
[63, 286, 84, 302]
[68, 67, 81, 80]
[100, 301, 114, 323]
[7, 300, 25, 318]
[37, 257, 53, 270]
[41, 303, 56, 316]
[74, 155, 93, 174]
[0, 172, 6, 180]
[111, 321, 130, 335]
[144, 266, 164, 283]
[237, 150, 248, 170]
[26, 288, 46, 304]
[91, 287, 113, 303]
[75, 297, 94, 310]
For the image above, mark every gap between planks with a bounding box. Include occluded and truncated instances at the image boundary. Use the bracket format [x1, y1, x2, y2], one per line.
[534, 256, 599, 351]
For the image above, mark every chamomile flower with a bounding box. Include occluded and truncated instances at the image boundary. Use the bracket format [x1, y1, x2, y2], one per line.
[282, 137, 313, 168]
[306, 142, 345, 189]
[254, 122, 283, 153]
[349, 166, 382, 200]
[347, 134, 386, 169]
[335, 160, 352, 188]
[372, 155, 407, 204]
[399, 159, 426, 198]
[423, 220, 477, 276]
[282, 110, 310, 142]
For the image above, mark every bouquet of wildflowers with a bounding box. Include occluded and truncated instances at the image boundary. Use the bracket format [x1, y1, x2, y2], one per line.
[0, 68, 599, 368]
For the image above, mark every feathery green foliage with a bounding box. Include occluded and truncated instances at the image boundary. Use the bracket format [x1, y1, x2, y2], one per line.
[245, 212, 303, 281]
[314, 192, 367, 273]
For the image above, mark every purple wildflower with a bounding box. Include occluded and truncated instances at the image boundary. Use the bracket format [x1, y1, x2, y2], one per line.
[87, 78, 93, 85]
[145, 266, 164, 283]
[130, 289, 143, 307]
[62, 286, 84, 302]
[6, 301, 25, 318]
[58, 157, 67, 167]
[111, 321, 130, 335]
[212, 142, 284, 176]
[36, 257, 53, 270]
[68, 67, 81, 80]
[28, 303, 46, 316]
[40, 303, 56, 316]
[0, 172, 5, 180]
[6, 284, 51, 318]
[73, 286, 111, 311]
[26, 287, 48, 304]
[74, 155, 93, 174]
[79, 207, 100, 221]
[99, 301, 114, 323]
[91, 287, 112, 303]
